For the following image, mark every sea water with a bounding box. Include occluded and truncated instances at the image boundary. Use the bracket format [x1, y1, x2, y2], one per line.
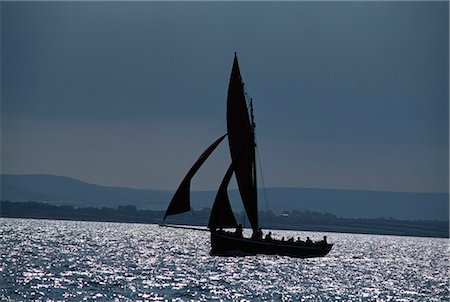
[1, 218, 448, 301]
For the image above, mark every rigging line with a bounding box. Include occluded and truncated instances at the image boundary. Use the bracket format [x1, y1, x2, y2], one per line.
[256, 143, 272, 229]
[159, 224, 210, 232]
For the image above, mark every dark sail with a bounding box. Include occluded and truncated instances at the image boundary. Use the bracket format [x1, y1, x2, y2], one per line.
[162, 54, 334, 259]
[208, 163, 238, 229]
[163, 134, 227, 220]
[226, 53, 258, 231]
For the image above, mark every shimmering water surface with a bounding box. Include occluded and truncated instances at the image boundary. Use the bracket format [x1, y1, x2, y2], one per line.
[1, 218, 448, 301]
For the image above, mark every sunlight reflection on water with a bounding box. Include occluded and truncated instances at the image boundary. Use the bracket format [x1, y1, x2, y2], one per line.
[1, 218, 448, 301]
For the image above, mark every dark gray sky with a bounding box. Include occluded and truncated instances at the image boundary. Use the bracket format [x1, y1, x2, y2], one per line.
[2, 2, 448, 192]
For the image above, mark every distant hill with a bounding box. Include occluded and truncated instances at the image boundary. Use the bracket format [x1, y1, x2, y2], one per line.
[0, 174, 170, 210]
[253, 187, 449, 221]
[1, 174, 448, 221]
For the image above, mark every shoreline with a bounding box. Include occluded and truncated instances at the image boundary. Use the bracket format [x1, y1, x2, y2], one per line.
[1, 212, 448, 239]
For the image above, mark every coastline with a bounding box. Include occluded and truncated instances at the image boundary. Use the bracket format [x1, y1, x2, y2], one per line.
[1, 201, 448, 239]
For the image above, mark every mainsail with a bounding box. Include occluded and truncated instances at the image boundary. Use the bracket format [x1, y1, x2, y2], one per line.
[208, 163, 238, 229]
[163, 134, 227, 220]
[226, 53, 259, 231]
[164, 53, 258, 231]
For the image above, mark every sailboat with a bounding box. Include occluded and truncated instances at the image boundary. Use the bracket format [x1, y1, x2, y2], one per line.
[162, 53, 333, 258]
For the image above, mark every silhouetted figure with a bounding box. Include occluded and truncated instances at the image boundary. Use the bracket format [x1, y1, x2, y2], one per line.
[252, 228, 263, 240]
[323, 236, 327, 243]
[306, 237, 312, 244]
[265, 231, 272, 241]
[288, 237, 294, 243]
[235, 224, 243, 237]
[297, 237, 305, 244]
[257, 228, 263, 239]
[281, 237, 285, 242]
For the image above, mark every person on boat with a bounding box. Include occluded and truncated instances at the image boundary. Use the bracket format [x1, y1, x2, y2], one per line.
[288, 237, 294, 243]
[235, 224, 243, 237]
[265, 231, 272, 241]
[306, 237, 312, 244]
[252, 228, 263, 240]
[323, 236, 327, 243]
[296, 237, 305, 244]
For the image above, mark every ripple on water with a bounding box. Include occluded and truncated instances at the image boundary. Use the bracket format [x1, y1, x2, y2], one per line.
[1, 218, 449, 301]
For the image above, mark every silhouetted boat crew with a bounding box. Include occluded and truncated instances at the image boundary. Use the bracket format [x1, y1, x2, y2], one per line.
[162, 53, 333, 258]
[235, 224, 243, 238]
[252, 228, 263, 240]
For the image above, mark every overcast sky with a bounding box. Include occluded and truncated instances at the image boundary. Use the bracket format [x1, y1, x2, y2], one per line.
[1, 2, 448, 193]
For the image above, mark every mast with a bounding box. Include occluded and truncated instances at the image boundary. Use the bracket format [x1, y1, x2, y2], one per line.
[250, 98, 258, 225]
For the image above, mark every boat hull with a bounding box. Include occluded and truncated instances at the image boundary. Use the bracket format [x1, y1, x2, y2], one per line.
[210, 231, 333, 258]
